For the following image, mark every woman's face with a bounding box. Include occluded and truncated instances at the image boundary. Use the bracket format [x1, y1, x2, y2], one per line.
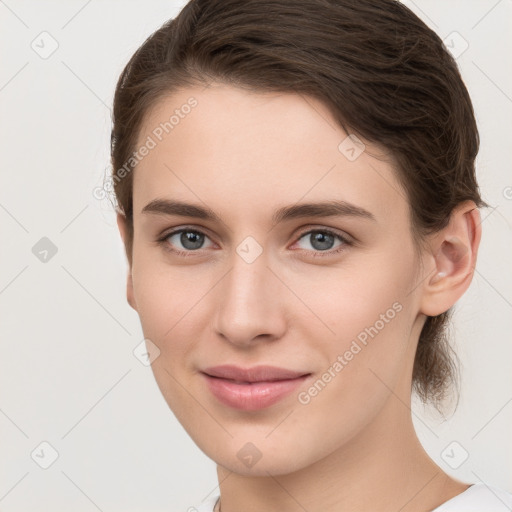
[124, 83, 429, 475]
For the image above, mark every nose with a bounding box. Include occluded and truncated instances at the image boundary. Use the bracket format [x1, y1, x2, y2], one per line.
[212, 246, 287, 348]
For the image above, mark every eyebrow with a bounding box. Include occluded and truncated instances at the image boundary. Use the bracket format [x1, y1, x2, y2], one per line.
[141, 198, 376, 224]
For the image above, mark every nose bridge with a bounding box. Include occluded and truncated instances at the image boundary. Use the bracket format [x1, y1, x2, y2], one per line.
[228, 243, 269, 304]
[213, 238, 285, 345]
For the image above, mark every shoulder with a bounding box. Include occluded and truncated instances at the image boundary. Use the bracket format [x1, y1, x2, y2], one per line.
[433, 483, 512, 511]
[191, 495, 220, 512]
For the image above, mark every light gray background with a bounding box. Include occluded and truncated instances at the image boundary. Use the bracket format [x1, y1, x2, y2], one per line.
[1, 1, 511, 510]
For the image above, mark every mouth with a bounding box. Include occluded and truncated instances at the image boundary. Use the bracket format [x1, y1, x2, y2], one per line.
[201, 365, 312, 411]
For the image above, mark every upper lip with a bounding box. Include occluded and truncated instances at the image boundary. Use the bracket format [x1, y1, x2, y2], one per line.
[202, 365, 310, 383]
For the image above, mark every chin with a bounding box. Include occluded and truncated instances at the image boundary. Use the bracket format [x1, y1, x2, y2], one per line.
[191, 431, 325, 477]
[218, 452, 310, 477]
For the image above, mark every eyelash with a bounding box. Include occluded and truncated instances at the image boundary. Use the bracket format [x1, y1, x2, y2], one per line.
[157, 226, 353, 259]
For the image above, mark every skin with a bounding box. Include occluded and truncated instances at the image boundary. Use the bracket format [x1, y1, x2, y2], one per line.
[117, 83, 481, 512]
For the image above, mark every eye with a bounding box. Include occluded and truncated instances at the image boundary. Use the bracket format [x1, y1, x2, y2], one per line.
[157, 226, 353, 258]
[157, 228, 214, 256]
[293, 228, 352, 257]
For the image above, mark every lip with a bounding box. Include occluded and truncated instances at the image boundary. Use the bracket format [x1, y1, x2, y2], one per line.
[201, 365, 311, 411]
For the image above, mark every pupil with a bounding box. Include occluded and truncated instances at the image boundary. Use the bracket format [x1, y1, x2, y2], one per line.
[312, 232, 334, 251]
[181, 231, 203, 250]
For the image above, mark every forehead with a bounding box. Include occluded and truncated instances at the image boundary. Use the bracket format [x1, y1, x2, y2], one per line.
[132, 84, 409, 224]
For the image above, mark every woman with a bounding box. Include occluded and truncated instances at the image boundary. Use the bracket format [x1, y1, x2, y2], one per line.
[110, 0, 512, 510]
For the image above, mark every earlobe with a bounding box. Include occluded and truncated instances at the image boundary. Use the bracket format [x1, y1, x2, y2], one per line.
[116, 212, 138, 312]
[126, 271, 138, 312]
[116, 211, 128, 245]
[420, 202, 482, 317]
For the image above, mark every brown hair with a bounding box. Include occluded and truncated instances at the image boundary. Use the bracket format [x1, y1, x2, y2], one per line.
[110, 0, 486, 410]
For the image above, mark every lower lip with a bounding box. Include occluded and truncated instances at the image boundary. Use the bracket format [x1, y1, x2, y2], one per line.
[202, 373, 310, 411]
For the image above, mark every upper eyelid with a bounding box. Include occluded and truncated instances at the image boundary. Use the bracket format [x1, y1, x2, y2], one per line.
[159, 225, 216, 243]
[293, 228, 353, 248]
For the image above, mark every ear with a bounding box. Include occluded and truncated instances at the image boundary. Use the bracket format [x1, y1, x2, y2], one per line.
[419, 201, 482, 316]
[116, 212, 138, 312]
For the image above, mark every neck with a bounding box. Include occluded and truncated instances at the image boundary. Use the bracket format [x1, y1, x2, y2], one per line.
[215, 388, 468, 512]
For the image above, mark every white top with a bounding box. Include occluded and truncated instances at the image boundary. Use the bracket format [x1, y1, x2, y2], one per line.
[193, 483, 512, 511]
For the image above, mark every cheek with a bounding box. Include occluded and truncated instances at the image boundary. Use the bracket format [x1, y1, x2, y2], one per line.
[130, 249, 191, 352]
[290, 303, 413, 461]
[291, 248, 416, 402]
[290, 249, 415, 346]
[301, 295, 411, 407]
[130, 249, 221, 378]
[130, 260, 207, 417]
